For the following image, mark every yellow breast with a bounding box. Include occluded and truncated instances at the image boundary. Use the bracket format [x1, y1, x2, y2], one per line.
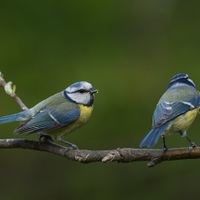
[165, 108, 199, 135]
[78, 105, 94, 124]
[50, 105, 94, 138]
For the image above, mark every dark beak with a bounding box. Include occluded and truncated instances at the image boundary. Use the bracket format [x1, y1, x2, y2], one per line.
[90, 88, 98, 94]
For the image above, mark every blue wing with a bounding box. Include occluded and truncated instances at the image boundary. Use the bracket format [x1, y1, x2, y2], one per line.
[153, 97, 200, 128]
[15, 103, 80, 134]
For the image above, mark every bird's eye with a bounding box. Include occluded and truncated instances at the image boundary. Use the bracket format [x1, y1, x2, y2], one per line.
[79, 89, 87, 93]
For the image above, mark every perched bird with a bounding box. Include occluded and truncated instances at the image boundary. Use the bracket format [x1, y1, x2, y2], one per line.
[0, 81, 98, 149]
[140, 73, 200, 150]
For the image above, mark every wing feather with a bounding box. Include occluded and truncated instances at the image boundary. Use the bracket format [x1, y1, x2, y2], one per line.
[153, 99, 199, 128]
[15, 102, 80, 134]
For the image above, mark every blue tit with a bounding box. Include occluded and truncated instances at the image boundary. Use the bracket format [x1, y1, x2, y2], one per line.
[0, 81, 98, 149]
[140, 73, 200, 150]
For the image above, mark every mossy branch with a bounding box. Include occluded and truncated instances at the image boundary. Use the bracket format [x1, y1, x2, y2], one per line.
[0, 72, 200, 168]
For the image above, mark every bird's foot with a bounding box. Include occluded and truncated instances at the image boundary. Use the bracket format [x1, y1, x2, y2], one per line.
[162, 145, 168, 152]
[69, 143, 79, 150]
[189, 142, 197, 151]
[39, 135, 54, 143]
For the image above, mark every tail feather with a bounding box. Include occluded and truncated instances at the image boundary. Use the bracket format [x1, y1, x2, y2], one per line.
[140, 123, 169, 148]
[0, 111, 28, 124]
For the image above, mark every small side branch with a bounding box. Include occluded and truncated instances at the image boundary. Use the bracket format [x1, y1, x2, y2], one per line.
[0, 138, 200, 167]
[0, 72, 28, 110]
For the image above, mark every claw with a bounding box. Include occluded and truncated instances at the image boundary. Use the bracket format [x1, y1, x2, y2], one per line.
[162, 145, 168, 152]
[189, 142, 197, 151]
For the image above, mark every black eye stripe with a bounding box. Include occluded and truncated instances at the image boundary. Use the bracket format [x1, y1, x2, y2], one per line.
[65, 88, 90, 94]
[79, 89, 88, 93]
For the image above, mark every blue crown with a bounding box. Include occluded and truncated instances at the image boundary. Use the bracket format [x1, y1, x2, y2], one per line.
[168, 73, 196, 88]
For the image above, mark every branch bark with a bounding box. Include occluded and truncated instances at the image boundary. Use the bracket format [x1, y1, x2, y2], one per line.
[0, 138, 200, 167]
[0, 72, 200, 167]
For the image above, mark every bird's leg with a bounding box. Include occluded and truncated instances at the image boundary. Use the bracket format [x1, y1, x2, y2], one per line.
[162, 135, 168, 151]
[39, 132, 79, 149]
[39, 132, 54, 143]
[56, 138, 79, 150]
[180, 130, 196, 150]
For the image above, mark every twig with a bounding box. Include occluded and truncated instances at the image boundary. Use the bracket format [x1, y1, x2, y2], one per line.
[0, 72, 28, 110]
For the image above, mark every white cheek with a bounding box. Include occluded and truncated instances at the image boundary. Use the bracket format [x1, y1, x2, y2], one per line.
[68, 93, 90, 105]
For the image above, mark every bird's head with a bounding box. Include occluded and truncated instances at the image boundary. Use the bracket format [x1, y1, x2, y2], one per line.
[63, 81, 98, 106]
[168, 73, 196, 89]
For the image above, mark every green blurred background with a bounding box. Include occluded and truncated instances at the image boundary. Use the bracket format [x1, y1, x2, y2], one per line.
[0, 0, 200, 199]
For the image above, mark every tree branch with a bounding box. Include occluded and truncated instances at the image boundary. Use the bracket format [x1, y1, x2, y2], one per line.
[0, 138, 200, 167]
[0, 72, 200, 167]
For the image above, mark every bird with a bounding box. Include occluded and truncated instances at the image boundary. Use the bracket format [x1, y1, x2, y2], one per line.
[0, 81, 98, 149]
[140, 73, 200, 150]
